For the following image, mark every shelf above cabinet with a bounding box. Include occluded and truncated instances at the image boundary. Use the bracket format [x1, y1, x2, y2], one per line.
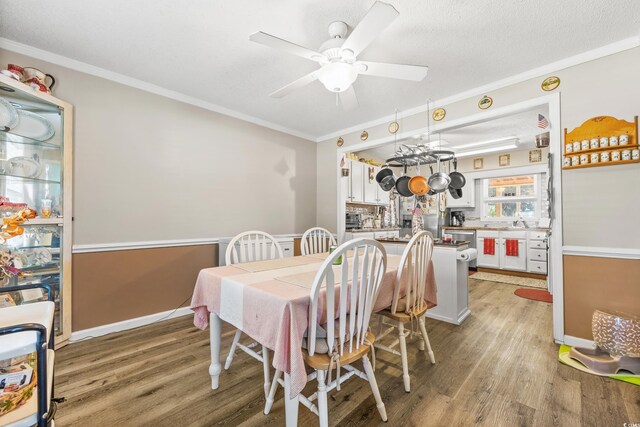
[0, 172, 61, 184]
[0, 129, 61, 149]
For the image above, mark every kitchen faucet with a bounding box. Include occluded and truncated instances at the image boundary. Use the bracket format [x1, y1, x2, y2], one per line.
[513, 216, 529, 228]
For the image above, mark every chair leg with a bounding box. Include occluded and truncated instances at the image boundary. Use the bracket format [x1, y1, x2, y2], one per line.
[317, 370, 329, 427]
[377, 314, 384, 336]
[419, 316, 435, 364]
[362, 354, 387, 422]
[224, 329, 242, 370]
[264, 369, 282, 415]
[262, 345, 271, 400]
[397, 321, 410, 392]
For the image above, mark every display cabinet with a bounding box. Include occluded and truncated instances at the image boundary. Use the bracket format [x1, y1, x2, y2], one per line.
[0, 73, 73, 347]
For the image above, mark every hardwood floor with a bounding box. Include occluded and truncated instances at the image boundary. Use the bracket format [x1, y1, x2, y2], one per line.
[53, 279, 639, 426]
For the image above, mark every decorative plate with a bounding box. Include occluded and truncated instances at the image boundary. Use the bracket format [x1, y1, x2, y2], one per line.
[388, 121, 399, 134]
[478, 96, 493, 110]
[432, 108, 446, 121]
[360, 130, 368, 141]
[336, 137, 344, 147]
[0, 98, 19, 130]
[7, 156, 42, 178]
[12, 110, 55, 141]
[541, 76, 560, 91]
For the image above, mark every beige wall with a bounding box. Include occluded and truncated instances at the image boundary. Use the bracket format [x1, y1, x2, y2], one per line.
[317, 47, 640, 249]
[0, 49, 317, 245]
[317, 47, 640, 340]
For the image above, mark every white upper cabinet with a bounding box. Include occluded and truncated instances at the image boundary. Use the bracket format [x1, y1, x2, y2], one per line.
[446, 180, 475, 208]
[363, 164, 378, 203]
[350, 160, 364, 203]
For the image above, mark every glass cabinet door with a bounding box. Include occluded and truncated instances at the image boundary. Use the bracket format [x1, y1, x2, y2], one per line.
[0, 78, 71, 346]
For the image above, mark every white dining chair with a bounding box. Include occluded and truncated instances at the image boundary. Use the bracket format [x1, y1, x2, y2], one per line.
[224, 230, 284, 399]
[300, 227, 336, 256]
[264, 238, 388, 426]
[374, 230, 436, 392]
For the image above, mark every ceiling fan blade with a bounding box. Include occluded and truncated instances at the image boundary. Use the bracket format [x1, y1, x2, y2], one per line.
[250, 31, 326, 62]
[341, 1, 399, 57]
[358, 61, 428, 81]
[270, 70, 319, 98]
[339, 86, 359, 111]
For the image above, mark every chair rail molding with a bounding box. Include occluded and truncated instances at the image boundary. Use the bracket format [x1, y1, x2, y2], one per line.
[562, 246, 640, 260]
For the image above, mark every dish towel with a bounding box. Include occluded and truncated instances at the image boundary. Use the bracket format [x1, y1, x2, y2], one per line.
[506, 239, 519, 257]
[483, 238, 495, 255]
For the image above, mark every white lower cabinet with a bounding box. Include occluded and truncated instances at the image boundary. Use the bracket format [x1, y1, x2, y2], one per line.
[527, 231, 548, 274]
[477, 230, 526, 272]
[476, 231, 500, 269]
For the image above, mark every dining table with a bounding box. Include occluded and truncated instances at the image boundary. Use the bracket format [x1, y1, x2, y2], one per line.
[191, 251, 437, 426]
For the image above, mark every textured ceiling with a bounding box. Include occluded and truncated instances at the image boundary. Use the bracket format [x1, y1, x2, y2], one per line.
[1, 0, 639, 139]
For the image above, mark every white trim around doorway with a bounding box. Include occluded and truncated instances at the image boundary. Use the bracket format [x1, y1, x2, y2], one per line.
[336, 92, 565, 342]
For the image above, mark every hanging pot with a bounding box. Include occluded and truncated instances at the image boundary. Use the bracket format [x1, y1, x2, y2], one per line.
[449, 187, 463, 199]
[395, 165, 413, 197]
[449, 158, 466, 189]
[376, 165, 396, 192]
[375, 166, 394, 183]
[428, 157, 451, 192]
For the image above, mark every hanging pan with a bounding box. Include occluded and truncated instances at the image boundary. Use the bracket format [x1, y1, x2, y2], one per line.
[408, 163, 430, 196]
[449, 158, 466, 189]
[376, 165, 396, 192]
[395, 165, 413, 197]
[428, 157, 451, 192]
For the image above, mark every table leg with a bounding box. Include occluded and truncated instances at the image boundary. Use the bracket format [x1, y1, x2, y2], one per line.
[209, 312, 222, 390]
[284, 373, 299, 426]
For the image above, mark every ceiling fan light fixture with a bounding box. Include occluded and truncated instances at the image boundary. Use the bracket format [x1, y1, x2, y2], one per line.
[317, 62, 358, 93]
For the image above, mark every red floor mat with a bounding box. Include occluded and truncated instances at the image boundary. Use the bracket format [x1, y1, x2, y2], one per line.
[514, 288, 553, 303]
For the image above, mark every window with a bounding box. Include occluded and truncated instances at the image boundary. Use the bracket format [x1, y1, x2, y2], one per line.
[482, 174, 541, 221]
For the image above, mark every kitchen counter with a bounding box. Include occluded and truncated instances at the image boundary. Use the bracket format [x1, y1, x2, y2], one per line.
[376, 238, 470, 247]
[348, 227, 401, 233]
[443, 226, 550, 232]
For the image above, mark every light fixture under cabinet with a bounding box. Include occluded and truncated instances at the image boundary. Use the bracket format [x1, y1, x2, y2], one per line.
[454, 144, 519, 158]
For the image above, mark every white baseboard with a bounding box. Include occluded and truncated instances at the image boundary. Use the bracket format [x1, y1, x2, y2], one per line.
[562, 335, 596, 349]
[69, 306, 193, 342]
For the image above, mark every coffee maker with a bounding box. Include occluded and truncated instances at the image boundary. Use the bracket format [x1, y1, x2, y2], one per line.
[450, 210, 465, 226]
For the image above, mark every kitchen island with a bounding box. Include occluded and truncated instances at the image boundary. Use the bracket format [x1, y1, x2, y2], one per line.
[377, 238, 476, 325]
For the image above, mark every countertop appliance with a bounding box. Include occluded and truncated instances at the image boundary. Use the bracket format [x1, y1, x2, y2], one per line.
[450, 210, 466, 227]
[445, 228, 477, 269]
[345, 212, 362, 230]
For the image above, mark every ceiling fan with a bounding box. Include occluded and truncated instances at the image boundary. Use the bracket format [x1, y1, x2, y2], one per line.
[249, 1, 428, 110]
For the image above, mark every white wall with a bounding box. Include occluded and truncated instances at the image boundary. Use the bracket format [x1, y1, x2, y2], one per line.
[0, 49, 318, 245]
[317, 47, 640, 249]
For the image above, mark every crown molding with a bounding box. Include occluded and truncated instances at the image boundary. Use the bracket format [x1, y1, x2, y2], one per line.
[315, 35, 640, 142]
[2, 35, 638, 143]
[0, 37, 316, 141]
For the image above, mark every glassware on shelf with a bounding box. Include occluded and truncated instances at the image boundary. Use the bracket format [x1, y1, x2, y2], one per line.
[40, 199, 52, 218]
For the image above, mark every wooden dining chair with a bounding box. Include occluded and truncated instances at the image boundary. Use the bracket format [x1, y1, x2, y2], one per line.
[224, 230, 284, 398]
[264, 238, 388, 426]
[374, 230, 436, 392]
[300, 227, 336, 256]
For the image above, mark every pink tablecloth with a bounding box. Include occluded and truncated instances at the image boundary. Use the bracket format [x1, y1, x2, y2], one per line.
[191, 254, 436, 398]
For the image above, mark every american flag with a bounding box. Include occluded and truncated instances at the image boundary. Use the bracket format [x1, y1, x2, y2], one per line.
[538, 114, 549, 129]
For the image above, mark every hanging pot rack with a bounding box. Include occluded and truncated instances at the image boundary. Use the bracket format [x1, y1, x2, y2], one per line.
[384, 145, 456, 168]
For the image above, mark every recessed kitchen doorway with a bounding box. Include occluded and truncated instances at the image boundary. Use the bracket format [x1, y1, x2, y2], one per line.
[336, 93, 564, 342]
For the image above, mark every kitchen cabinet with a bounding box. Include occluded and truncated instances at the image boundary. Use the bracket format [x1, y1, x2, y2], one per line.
[476, 231, 500, 269]
[349, 160, 364, 203]
[476, 230, 526, 271]
[346, 162, 389, 206]
[527, 231, 548, 274]
[363, 164, 377, 203]
[446, 180, 475, 208]
[499, 231, 527, 271]
[0, 74, 73, 348]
